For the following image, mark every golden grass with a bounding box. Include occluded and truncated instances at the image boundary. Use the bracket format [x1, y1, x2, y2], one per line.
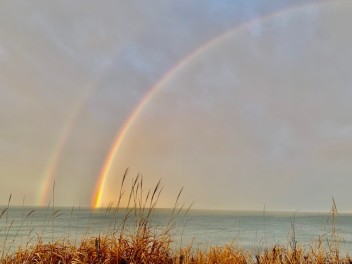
[4, 239, 352, 263]
[1, 171, 351, 263]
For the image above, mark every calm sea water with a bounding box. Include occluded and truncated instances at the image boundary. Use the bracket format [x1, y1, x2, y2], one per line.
[0, 207, 351, 254]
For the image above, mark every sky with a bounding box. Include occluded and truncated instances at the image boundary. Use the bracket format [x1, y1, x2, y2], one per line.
[1, 0, 352, 212]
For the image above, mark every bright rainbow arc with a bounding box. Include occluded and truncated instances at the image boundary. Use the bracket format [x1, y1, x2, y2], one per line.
[91, 62, 184, 208]
[91, 1, 333, 208]
[91, 30, 238, 207]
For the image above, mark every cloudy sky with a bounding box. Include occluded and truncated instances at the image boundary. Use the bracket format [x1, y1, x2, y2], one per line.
[1, 0, 352, 212]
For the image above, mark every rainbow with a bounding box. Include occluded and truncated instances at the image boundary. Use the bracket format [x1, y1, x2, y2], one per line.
[37, 49, 123, 206]
[37, 86, 98, 206]
[90, 1, 334, 208]
[38, 110, 76, 206]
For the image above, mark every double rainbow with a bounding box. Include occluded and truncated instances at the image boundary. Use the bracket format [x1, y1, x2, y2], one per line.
[36, 1, 335, 208]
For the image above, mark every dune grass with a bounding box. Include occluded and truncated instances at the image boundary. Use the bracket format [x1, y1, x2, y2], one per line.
[1, 171, 352, 263]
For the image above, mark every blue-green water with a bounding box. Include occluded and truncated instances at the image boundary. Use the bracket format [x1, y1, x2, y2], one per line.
[0, 207, 350, 254]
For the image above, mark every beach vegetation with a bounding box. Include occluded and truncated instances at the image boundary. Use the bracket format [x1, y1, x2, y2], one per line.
[0, 171, 351, 263]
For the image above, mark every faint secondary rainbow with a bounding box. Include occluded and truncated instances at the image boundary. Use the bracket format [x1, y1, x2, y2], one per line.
[91, 1, 332, 208]
[38, 49, 122, 206]
[37, 86, 98, 206]
[38, 111, 76, 206]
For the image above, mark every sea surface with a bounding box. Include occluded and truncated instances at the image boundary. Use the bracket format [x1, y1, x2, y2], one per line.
[0, 207, 351, 254]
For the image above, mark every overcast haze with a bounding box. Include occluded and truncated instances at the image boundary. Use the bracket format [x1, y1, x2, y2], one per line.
[2, 0, 352, 212]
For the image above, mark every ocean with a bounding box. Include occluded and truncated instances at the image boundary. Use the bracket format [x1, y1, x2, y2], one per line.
[0, 207, 350, 254]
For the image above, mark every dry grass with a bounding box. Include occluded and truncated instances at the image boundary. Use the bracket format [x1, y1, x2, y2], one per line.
[1, 172, 352, 263]
[4, 239, 352, 263]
